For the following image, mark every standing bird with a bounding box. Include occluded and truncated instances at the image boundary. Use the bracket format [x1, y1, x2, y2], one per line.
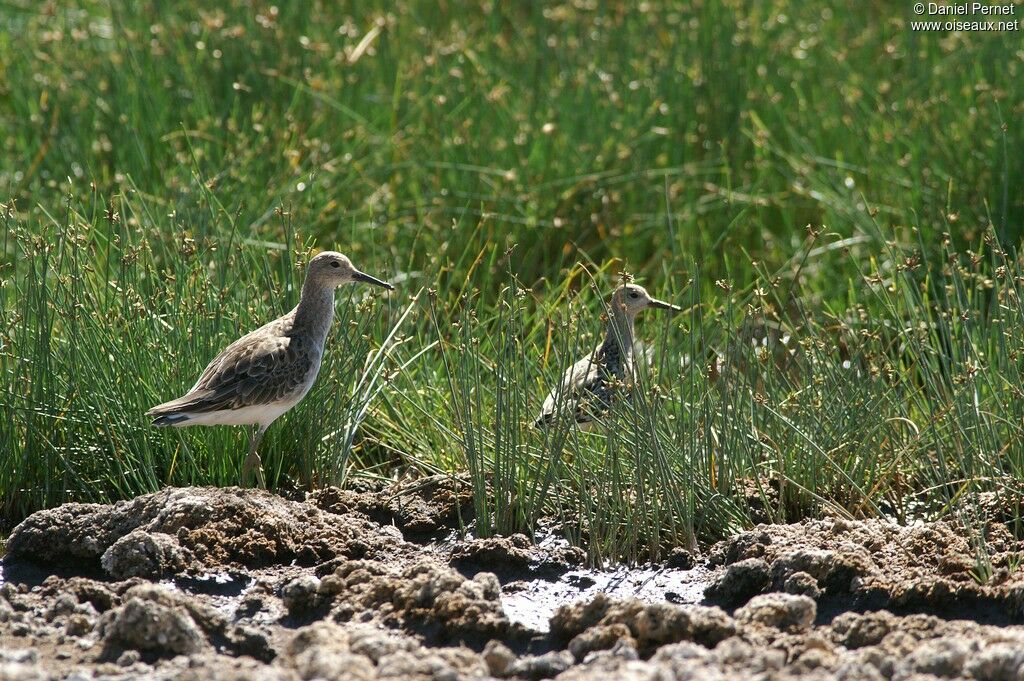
[535, 283, 681, 430]
[147, 251, 394, 487]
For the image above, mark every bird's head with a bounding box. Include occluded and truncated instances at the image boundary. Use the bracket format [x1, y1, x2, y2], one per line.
[307, 251, 394, 290]
[610, 283, 681, 317]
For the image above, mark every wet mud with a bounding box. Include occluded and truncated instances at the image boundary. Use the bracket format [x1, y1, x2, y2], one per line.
[3, 480, 1024, 680]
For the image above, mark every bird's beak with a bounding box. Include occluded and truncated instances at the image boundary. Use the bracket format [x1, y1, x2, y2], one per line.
[352, 270, 395, 290]
[649, 298, 682, 312]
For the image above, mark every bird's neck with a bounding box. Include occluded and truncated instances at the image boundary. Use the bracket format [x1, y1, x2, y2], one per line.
[293, 278, 336, 341]
[601, 307, 635, 357]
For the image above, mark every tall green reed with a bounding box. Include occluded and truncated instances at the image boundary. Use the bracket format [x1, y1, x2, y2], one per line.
[0, 192, 406, 522]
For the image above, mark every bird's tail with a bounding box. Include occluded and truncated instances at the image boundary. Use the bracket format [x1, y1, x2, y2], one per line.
[147, 391, 207, 427]
[149, 412, 192, 427]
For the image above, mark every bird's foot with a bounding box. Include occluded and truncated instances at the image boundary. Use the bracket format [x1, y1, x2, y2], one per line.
[241, 451, 267, 489]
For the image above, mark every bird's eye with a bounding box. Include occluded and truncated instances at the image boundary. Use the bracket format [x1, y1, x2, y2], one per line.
[330, 262, 341, 268]
[629, 292, 639, 299]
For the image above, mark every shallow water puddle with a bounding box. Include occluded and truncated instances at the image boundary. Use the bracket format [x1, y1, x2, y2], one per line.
[172, 570, 252, 597]
[501, 564, 713, 632]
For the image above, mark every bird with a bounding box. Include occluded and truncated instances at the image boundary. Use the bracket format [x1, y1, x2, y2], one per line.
[535, 283, 681, 430]
[147, 251, 394, 488]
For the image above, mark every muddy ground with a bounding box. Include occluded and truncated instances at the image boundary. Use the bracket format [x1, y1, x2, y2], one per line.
[3, 481, 1024, 680]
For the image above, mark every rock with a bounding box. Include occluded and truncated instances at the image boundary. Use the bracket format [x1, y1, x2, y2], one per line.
[324, 559, 509, 641]
[666, 547, 696, 570]
[714, 636, 786, 673]
[551, 596, 735, 652]
[65, 613, 95, 637]
[589, 637, 641, 663]
[227, 623, 275, 662]
[116, 650, 141, 667]
[769, 548, 871, 593]
[281, 620, 487, 680]
[0, 596, 17, 623]
[895, 637, 970, 678]
[568, 623, 635, 661]
[172, 653, 301, 681]
[550, 593, 617, 642]
[97, 583, 225, 658]
[309, 474, 474, 535]
[555, 656, 664, 681]
[0, 662, 48, 681]
[100, 528, 194, 579]
[283, 622, 376, 681]
[704, 557, 771, 606]
[375, 645, 487, 680]
[648, 642, 717, 679]
[345, 625, 419, 662]
[122, 583, 225, 634]
[0, 650, 38, 665]
[449, 534, 583, 577]
[449, 534, 533, 571]
[649, 640, 711, 664]
[963, 643, 1024, 681]
[101, 595, 207, 656]
[831, 611, 895, 649]
[39, 577, 116, 613]
[735, 593, 816, 632]
[834, 661, 886, 681]
[783, 570, 822, 599]
[281, 575, 322, 617]
[482, 640, 516, 676]
[44, 593, 94, 622]
[704, 519, 1016, 615]
[6, 487, 394, 573]
[505, 650, 574, 680]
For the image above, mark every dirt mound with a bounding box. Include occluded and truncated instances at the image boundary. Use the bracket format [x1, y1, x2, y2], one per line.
[99, 583, 218, 657]
[282, 621, 487, 680]
[550, 593, 736, 653]
[7, 488, 1024, 680]
[705, 518, 1024, 620]
[450, 534, 535, 571]
[5, 487, 399, 577]
[309, 474, 474, 535]
[448, 534, 585, 578]
[317, 558, 512, 644]
[545, 595, 1024, 681]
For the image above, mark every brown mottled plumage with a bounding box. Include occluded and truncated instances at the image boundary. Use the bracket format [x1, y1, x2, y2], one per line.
[147, 251, 393, 487]
[535, 284, 680, 430]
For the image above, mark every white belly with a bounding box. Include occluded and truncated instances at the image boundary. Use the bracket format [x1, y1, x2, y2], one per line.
[174, 399, 300, 429]
[171, 351, 322, 429]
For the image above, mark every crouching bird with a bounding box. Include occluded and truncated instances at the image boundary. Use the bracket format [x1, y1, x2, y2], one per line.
[535, 283, 680, 430]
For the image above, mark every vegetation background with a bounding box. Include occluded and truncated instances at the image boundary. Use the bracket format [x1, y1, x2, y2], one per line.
[2, 1, 1021, 564]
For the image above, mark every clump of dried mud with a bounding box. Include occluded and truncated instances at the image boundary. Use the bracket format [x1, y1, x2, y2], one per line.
[308, 475, 475, 536]
[705, 519, 1024, 620]
[7, 486, 402, 577]
[4, 482, 1024, 681]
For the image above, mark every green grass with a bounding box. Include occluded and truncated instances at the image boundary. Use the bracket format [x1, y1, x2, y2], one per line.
[1, 1, 1022, 562]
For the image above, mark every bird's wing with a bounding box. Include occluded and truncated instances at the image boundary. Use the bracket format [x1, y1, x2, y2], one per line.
[632, 339, 654, 366]
[147, 319, 314, 416]
[536, 347, 607, 426]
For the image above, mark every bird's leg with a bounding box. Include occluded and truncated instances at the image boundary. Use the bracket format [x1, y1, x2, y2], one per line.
[241, 424, 267, 489]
